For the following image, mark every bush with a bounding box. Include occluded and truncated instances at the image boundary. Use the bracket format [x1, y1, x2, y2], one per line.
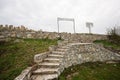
[107, 27, 120, 46]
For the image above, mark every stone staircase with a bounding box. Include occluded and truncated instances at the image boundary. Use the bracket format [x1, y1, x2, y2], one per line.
[15, 42, 120, 80]
[31, 45, 69, 80]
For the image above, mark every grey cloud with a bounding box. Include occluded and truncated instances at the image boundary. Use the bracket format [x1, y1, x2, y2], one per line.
[0, 0, 120, 34]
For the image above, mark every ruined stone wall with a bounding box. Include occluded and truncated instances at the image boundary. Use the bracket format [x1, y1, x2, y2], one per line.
[0, 25, 106, 42]
[63, 43, 120, 68]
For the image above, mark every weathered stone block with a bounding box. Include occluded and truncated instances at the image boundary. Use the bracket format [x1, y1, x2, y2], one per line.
[34, 52, 49, 63]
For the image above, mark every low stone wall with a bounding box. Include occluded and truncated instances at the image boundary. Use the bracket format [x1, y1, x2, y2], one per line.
[14, 67, 32, 80]
[63, 43, 120, 68]
[0, 31, 106, 43]
[34, 52, 49, 63]
[0, 25, 106, 43]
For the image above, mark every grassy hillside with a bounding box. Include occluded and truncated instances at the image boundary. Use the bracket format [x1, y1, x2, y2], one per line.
[59, 62, 120, 80]
[0, 38, 57, 80]
[93, 40, 120, 54]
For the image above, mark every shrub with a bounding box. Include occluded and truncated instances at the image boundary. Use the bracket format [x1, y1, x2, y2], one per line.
[107, 27, 120, 46]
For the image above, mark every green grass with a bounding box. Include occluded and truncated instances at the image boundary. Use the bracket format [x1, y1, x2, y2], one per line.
[59, 62, 120, 80]
[0, 38, 57, 80]
[93, 40, 120, 50]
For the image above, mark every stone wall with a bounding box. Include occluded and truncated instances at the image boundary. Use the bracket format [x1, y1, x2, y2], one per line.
[63, 43, 120, 68]
[34, 52, 49, 63]
[14, 67, 32, 80]
[0, 25, 106, 43]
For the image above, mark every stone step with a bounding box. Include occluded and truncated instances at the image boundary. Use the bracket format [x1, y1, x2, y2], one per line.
[44, 58, 61, 63]
[51, 52, 65, 56]
[33, 68, 59, 75]
[56, 48, 68, 52]
[30, 45, 70, 80]
[60, 46, 69, 49]
[31, 75, 38, 80]
[32, 73, 58, 80]
[39, 62, 60, 68]
[52, 51, 65, 55]
[48, 54, 64, 58]
[44, 57, 61, 61]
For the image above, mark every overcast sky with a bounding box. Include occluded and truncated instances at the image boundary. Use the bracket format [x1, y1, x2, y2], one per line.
[0, 0, 120, 34]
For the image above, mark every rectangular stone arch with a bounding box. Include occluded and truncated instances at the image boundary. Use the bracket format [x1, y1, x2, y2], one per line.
[57, 17, 76, 33]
